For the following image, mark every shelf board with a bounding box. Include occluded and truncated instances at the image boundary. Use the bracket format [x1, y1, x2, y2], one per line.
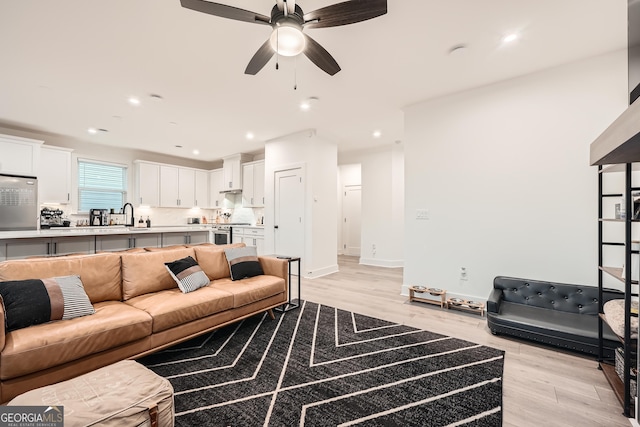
[599, 266, 640, 284]
[600, 362, 634, 413]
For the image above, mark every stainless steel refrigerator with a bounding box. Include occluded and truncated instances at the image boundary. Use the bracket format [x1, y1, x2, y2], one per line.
[0, 174, 38, 231]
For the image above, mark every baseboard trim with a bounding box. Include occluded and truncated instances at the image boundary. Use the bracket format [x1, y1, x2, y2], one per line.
[304, 264, 339, 279]
[359, 258, 404, 268]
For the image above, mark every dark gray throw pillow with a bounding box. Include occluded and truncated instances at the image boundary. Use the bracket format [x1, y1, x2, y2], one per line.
[0, 275, 95, 332]
[224, 246, 264, 281]
[165, 256, 210, 293]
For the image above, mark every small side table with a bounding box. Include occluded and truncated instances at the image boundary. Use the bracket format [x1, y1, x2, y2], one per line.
[409, 286, 447, 308]
[268, 255, 301, 313]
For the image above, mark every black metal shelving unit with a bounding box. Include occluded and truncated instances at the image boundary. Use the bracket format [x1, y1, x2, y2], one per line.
[597, 163, 638, 417]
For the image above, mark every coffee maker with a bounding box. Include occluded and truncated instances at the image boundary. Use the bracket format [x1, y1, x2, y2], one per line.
[89, 209, 108, 226]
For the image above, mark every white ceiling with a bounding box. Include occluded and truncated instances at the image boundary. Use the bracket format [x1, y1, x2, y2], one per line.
[0, 0, 627, 162]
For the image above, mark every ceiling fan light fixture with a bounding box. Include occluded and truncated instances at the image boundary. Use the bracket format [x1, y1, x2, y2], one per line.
[270, 25, 305, 56]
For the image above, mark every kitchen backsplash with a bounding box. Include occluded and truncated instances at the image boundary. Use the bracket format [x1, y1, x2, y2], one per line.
[42, 194, 265, 227]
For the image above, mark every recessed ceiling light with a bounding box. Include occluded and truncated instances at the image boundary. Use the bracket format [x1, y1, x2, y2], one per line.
[150, 94, 163, 101]
[87, 128, 97, 134]
[169, 121, 177, 125]
[175, 145, 183, 148]
[502, 33, 519, 44]
[192, 149, 200, 155]
[128, 97, 140, 106]
[246, 132, 255, 140]
[373, 130, 382, 138]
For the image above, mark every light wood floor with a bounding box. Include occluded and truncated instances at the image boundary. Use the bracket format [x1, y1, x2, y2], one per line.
[301, 256, 631, 427]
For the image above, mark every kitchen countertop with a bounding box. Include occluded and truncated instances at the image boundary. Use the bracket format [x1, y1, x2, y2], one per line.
[0, 225, 213, 240]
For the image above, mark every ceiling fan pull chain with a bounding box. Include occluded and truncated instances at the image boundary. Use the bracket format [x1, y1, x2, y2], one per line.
[294, 56, 298, 90]
[275, 27, 280, 70]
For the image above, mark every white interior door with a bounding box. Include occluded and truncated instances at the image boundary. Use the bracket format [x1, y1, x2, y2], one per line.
[274, 168, 304, 259]
[343, 185, 362, 256]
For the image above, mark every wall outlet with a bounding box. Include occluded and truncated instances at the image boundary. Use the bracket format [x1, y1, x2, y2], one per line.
[460, 267, 468, 280]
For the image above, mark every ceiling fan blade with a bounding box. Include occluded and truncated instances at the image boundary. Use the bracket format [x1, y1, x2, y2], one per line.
[245, 40, 275, 75]
[303, 34, 341, 75]
[180, 0, 271, 25]
[303, 0, 387, 29]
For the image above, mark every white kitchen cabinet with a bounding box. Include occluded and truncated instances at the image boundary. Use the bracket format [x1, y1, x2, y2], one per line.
[135, 161, 160, 207]
[0, 134, 42, 176]
[209, 169, 224, 208]
[39, 146, 73, 204]
[242, 161, 265, 207]
[222, 154, 251, 192]
[178, 168, 195, 207]
[160, 165, 200, 208]
[233, 227, 265, 255]
[194, 170, 208, 208]
[160, 165, 180, 207]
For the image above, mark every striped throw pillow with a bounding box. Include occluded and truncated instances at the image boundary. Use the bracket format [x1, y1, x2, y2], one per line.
[0, 275, 95, 332]
[224, 246, 264, 281]
[165, 256, 210, 293]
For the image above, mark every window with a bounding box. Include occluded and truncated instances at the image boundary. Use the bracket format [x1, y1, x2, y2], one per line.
[77, 159, 127, 212]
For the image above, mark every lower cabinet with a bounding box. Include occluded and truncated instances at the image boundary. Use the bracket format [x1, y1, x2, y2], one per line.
[232, 227, 265, 255]
[95, 233, 161, 252]
[162, 231, 210, 246]
[1, 236, 95, 260]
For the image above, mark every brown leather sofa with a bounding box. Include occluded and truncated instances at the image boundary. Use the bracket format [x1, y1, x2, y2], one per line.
[0, 243, 288, 402]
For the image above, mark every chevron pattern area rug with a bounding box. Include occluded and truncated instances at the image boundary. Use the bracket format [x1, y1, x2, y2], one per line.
[139, 301, 504, 426]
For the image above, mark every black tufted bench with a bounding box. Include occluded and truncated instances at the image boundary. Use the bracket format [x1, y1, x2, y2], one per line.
[487, 276, 624, 357]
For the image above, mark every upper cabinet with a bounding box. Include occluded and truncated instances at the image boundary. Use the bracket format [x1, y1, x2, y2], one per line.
[136, 161, 208, 208]
[194, 170, 209, 208]
[135, 161, 160, 207]
[0, 134, 42, 176]
[222, 154, 252, 192]
[209, 168, 226, 208]
[242, 161, 265, 207]
[39, 146, 73, 204]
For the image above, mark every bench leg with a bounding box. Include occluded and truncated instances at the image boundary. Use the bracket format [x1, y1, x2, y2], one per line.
[267, 309, 275, 320]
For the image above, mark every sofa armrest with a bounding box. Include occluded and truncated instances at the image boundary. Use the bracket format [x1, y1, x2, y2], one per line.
[486, 288, 503, 313]
[258, 257, 289, 282]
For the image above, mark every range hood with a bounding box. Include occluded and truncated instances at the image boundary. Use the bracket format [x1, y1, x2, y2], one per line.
[590, 100, 640, 165]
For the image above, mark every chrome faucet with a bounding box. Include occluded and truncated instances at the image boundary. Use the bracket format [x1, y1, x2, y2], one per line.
[122, 203, 134, 227]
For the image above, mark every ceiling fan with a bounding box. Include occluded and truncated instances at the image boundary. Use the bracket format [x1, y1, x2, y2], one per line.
[180, 0, 388, 76]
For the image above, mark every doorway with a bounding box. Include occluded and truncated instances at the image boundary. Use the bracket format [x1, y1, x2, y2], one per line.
[274, 168, 304, 260]
[342, 185, 361, 256]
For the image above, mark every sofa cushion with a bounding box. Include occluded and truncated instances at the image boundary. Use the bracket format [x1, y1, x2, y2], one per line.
[194, 243, 244, 280]
[0, 275, 95, 332]
[212, 275, 285, 308]
[0, 253, 122, 303]
[1, 301, 152, 380]
[121, 247, 195, 300]
[225, 246, 264, 281]
[165, 256, 210, 293]
[125, 287, 234, 333]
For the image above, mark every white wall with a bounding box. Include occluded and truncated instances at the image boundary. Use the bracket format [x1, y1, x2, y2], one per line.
[359, 144, 404, 267]
[264, 130, 338, 278]
[403, 50, 628, 301]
